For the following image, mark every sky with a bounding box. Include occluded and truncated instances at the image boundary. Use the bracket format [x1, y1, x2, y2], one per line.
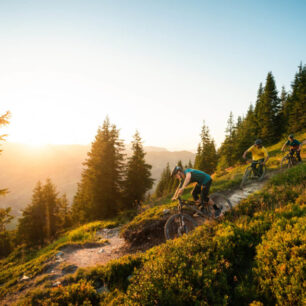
[0, 0, 305, 151]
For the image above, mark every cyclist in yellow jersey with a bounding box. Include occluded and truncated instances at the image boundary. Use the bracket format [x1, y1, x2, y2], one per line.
[243, 139, 269, 176]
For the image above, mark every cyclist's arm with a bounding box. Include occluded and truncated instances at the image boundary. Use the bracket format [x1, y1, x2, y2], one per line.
[172, 183, 181, 200]
[281, 142, 287, 152]
[180, 172, 191, 190]
[242, 149, 249, 159]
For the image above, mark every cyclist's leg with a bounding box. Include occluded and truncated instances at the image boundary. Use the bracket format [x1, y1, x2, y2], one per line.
[200, 179, 212, 206]
[258, 158, 264, 176]
[296, 150, 302, 162]
[192, 183, 201, 203]
[251, 160, 258, 176]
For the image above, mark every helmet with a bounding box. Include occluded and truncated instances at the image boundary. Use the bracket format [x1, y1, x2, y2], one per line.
[289, 134, 294, 139]
[171, 166, 182, 177]
[255, 139, 262, 145]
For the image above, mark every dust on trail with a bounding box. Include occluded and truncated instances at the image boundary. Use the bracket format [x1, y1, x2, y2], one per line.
[228, 180, 266, 207]
[62, 228, 126, 268]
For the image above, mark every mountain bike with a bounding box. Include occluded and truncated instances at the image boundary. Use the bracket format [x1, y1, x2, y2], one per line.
[280, 151, 298, 169]
[164, 194, 232, 240]
[240, 160, 267, 188]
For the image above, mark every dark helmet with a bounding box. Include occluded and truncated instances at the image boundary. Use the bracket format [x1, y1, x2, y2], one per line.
[255, 139, 262, 145]
[171, 166, 182, 177]
[289, 134, 294, 139]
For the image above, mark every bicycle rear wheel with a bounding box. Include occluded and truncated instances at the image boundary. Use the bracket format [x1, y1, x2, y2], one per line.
[210, 193, 232, 215]
[164, 213, 197, 240]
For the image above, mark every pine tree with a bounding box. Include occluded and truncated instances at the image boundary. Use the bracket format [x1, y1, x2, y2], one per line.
[72, 117, 125, 222]
[217, 114, 236, 168]
[194, 121, 218, 174]
[17, 182, 46, 246]
[254, 82, 264, 136]
[123, 131, 154, 209]
[17, 180, 63, 246]
[154, 163, 171, 198]
[58, 194, 72, 230]
[287, 63, 306, 133]
[258, 72, 281, 143]
[43, 179, 61, 240]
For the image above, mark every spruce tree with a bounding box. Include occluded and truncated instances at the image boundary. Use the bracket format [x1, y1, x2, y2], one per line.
[258, 72, 281, 143]
[123, 131, 154, 209]
[287, 64, 306, 133]
[17, 182, 46, 246]
[194, 122, 218, 174]
[17, 180, 62, 246]
[72, 117, 125, 222]
[58, 194, 72, 229]
[154, 163, 171, 198]
[43, 179, 61, 240]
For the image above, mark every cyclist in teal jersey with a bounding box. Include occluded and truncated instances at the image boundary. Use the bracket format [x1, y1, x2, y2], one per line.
[171, 166, 221, 217]
[281, 134, 302, 162]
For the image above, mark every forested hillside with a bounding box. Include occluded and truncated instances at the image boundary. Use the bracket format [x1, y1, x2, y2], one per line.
[0, 142, 194, 228]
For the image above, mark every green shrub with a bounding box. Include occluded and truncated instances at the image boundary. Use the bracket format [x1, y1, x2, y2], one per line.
[254, 205, 306, 305]
[23, 280, 100, 305]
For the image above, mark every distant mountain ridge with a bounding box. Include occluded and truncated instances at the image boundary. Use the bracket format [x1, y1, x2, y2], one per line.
[0, 142, 194, 227]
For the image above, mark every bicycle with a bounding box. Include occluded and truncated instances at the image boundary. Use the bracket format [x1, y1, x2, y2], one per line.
[240, 160, 267, 188]
[280, 151, 298, 169]
[164, 194, 232, 240]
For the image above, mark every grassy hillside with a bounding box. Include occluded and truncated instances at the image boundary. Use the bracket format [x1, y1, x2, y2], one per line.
[16, 162, 305, 305]
[0, 220, 119, 299]
[1, 134, 305, 305]
[121, 133, 306, 245]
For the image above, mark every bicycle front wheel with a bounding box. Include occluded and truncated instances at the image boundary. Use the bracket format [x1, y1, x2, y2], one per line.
[210, 193, 232, 214]
[258, 165, 267, 181]
[164, 213, 197, 240]
[280, 155, 291, 169]
[240, 167, 252, 188]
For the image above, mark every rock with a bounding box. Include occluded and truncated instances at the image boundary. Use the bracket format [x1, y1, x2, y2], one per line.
[163, 209, 170, 215]
[20, 275, 30, 281]
[56, 251, 64, 257]
[52, 281, 61, 287]
[62, 264, 78, 275]
[98, 248, 104, 253]
[55, 257, 64, 263]
[96, 286, 109, 294]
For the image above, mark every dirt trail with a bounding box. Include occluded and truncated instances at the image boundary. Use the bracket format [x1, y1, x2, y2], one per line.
[228, 180, 266, 207]
[62, 228, 126, 268]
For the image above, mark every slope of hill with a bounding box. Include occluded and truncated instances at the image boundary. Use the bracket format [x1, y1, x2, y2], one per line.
[1, 135, 305, 305]
[0, 162, 304, 305]
[0, 143, 194, 228]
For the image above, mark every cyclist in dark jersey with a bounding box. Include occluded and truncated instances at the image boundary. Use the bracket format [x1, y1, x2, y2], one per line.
[171, 166, 221, 217]
[281, 134, 302, 162]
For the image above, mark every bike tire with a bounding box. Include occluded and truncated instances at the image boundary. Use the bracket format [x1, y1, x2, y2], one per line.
[258, 165, 267, 181]
[210, 192, 232, 216]
[280, 155, 290, 169]
[164, 213, 197, 240]
[240, 167, 252, 188]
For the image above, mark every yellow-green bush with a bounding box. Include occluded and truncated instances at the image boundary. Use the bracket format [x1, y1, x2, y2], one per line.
[255, 205, 306, 305]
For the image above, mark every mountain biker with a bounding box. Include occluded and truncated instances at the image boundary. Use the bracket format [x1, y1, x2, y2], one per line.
[171, 166, 222, 217]
[281, 134, 302, 162]
[242, 139, 269, 176]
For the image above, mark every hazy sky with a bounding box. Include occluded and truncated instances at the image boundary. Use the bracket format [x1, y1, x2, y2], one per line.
[0, 0, 305, 151]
